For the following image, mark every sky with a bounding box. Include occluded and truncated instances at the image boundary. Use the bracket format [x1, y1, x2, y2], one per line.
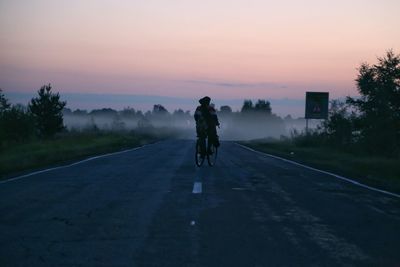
[1, 0, 399, 116]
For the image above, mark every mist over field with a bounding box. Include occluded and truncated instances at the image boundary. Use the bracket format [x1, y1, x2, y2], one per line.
[4, 92, 318, 140]
[62, 102, 314, 141]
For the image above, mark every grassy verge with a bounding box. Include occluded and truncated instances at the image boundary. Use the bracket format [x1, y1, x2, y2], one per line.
[240, 139, 400, 194]
[0, 131, 159, 179]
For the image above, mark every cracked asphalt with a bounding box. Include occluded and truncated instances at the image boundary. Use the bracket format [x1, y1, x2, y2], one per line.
[0, 140, 399, 266]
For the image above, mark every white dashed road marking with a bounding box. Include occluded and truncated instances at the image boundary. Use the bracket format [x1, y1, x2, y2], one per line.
[192, 182, 202, 194]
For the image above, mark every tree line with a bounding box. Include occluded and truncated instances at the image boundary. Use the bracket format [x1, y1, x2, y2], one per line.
[61, 98, 284, 137]
[1, 50, 398, 156]
[0, 82, 286, 145]
[0, 84, 65, 145]
[306, 50, 400, 156]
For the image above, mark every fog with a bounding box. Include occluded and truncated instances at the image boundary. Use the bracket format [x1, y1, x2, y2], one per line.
[63, 106, 314, 141]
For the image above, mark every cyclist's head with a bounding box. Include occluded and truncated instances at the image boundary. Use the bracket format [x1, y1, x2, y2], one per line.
[199, 96, 211, 106]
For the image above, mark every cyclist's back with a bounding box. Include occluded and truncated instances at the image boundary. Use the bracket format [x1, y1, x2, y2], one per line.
[194, 96, 220, 155]
[194, 97, 212, 136]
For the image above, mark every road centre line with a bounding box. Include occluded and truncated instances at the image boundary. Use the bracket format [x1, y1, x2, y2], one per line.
[192, 182, 202, 194]
[236, 143, 400, 199]
[0, 143, 156, 185]
[232, 187, 248, 191]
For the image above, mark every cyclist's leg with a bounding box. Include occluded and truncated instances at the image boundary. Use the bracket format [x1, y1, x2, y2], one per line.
[207, 127, 218, 152]
[206, 131, 214, 155]
[202, 138, 208, 157]
[197, 130, 207, 157]
[196, 126, 204, 155]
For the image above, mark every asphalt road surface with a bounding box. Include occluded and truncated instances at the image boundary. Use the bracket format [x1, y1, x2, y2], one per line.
[1, 140, 399, 266]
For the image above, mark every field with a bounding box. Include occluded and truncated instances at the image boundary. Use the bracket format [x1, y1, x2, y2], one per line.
[0, 131, 159, 178]
[241, 139, 400, 194]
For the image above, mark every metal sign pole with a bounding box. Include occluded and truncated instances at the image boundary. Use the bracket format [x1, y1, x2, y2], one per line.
[306, 118, 309, 134]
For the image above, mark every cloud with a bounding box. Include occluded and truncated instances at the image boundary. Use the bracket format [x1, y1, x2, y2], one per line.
[184, 80, 287, 89]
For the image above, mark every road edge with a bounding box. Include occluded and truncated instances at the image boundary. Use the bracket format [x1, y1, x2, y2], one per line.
[0, 142, 158, 185]
[236, 143, 400, 199]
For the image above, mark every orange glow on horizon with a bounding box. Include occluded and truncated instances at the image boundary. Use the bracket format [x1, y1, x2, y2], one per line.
[1, 0, 399, 100]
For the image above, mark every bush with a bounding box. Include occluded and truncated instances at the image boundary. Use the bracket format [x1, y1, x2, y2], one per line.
[291, 128, 326, 147]
[320, 100, 357, 147]
[0, 90, 35, 147]
[0, 105, 35, 146]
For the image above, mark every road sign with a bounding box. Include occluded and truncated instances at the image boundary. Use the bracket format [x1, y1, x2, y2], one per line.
[305, 92, 329, 119]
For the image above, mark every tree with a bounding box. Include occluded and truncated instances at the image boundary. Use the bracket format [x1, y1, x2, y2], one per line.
[254, 99, 272, 114]
[173, 109, 185, 116]
[73, 109, 88, 116]
[29, 84, 67, 137]
[120, 107, 137, 118]
[0, 105, 35, 142]
[0, 89, 11, 114]
[220, 105, 232, 114]
[0, 91, 34, 144]
[241, 99, 272, 114]
[153, 104, 168, 115]
[321, 100, 355, 146]
[62, 108, 72, 116]
[241, 100, 253, 113]
[90, 108, 118, 117]
[347, 50, 400, 154]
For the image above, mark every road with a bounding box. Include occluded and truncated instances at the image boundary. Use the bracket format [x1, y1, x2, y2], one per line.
[1, 140, 399, 266]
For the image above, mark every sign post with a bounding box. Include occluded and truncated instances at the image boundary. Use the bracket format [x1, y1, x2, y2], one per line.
[305, 92, 329, 133]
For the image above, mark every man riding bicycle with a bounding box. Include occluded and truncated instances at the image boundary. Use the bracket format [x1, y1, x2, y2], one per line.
[194, 96, 220, 158]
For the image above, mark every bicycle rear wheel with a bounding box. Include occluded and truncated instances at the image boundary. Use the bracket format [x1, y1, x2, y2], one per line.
[207, 144, 218, 166]
[195, 139, 205, 167]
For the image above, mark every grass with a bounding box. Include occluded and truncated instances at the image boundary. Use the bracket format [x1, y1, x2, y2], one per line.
[0, 131, 159, 178]
[240, 139, 400, 194]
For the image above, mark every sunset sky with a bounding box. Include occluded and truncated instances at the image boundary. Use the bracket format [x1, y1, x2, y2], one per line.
[1, 0, 399, 114]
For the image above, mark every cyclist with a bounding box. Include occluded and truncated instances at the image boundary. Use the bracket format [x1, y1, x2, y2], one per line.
[194, 96, 220, 157]
[208, 102, 220, 147]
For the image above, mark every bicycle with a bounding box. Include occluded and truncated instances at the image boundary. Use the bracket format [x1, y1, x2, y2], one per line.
[195, 136, 218, 167]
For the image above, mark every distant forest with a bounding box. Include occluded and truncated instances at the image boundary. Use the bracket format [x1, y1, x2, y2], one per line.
[1, 50, 399, 156]
[61, 98, 295, 140]
[0, 84, 304, 143]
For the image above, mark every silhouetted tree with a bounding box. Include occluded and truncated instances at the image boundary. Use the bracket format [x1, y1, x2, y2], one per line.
[254, 99, 272, 114]
[90, 108, 118, 117]
[173, 109, 185, 116]
[0, 90, 10, 111]
[0, 105, 35, 142]
[220, 105, 232, 114]
[347, 50, 400, 155]
[0, 91, 34, 144]
[0, 89, 11, 114]
[29, 84, 66, 138]
[62, 108, 72, 116]
[241, 100, 253, 113]
[321, 100, 356, 146]
[120, 107, 137, 118]
[284, 114, 293, 120]
[153, 104, 168, 114]
[73, 109, 88, 116]
[136, 110, 144, 118]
